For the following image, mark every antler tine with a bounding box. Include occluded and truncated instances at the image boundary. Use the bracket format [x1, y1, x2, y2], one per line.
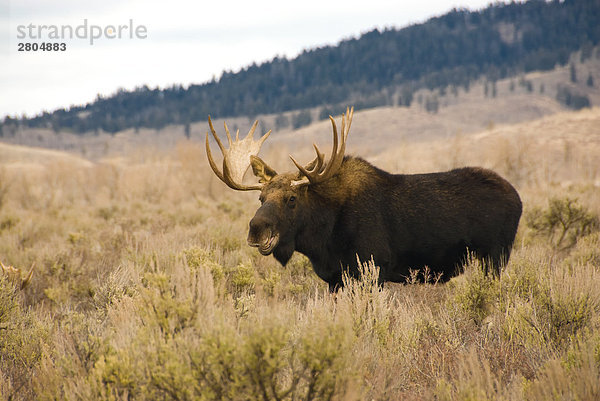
[324, 114, 343, 178]
[344, 107, 354, 141]
[292, 144, 325, 178]
[331, 107, 352, 170]
[246, 120, 258, 139]
[208, 116, 226, 154]
[21, 263, 34, 290]
[329, 114, 339, 166]
[290, 108, 353, 186]
[223, 121, 233, 146]
[290, 155, 313, 178]
[206, 130, 227, 183]
[312, 144, 325, 173]
[205, 117, 270, 191]
[245, 120, 272, 147]
[257, 129, 271, 146]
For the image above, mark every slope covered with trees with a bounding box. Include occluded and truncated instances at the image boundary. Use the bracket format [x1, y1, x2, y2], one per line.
[2, 0, 599, 134]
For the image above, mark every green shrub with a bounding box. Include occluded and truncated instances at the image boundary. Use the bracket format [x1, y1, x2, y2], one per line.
[525, 337, 600, 400]
[0, 276, 49, 400]
[338, 257, 393, 344]
[526, 197, 599, 250]
[294, 321, 352, 400]
[501, 256, 599, 350]
[98, 349, 140, 398]
[534, 289, 595, 347]
[96, 205, 120, 220]
[451, 259, 499, 325]
[500, 255, 547, 303]
[183, 246, 225, 286]
[91, 265, 138, 317]
[190, 326, 240, 400]
[0, 214, 18, 231]
[261, 269, 281, 297]
[230, 262, 256, 295]
[240, 324, 291, 399]
[563, 232, 600, 267]
[144, 318, 353, 401]
[140, 272, 199, 339]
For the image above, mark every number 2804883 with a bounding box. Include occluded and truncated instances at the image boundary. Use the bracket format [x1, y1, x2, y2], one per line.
[18, 43, 67, 51]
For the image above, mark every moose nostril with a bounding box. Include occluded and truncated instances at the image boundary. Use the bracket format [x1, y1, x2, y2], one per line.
[249, 217, 265, 233]
[249, 216, 270, 232]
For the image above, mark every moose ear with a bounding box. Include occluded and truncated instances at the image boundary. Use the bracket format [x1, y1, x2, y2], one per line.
[250, 155, 277, 183]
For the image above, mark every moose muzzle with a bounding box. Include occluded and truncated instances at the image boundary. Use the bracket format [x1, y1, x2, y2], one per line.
[247, 204, 280, 255]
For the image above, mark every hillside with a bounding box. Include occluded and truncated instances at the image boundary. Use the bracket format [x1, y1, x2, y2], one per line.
[2, 100, 599, 194]
[0, 142, 93, 171]
[1, 55, 598, 162]
[2, 0, 599, 135]
[373, 106, 600, 189]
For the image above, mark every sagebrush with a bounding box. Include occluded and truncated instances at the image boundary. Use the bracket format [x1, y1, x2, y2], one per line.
[0, 132, 599, 400]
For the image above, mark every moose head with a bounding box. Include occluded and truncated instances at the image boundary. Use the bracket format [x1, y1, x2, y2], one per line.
[206, 108, 354, 267]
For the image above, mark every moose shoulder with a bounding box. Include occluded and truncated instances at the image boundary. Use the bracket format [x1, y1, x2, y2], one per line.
[206, 108, 522, 292]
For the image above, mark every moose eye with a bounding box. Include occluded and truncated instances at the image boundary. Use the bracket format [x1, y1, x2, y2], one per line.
[288, 195, 296, 208]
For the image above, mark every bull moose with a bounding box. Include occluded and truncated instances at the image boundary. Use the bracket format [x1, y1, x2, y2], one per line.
[205, 108, 522, 291]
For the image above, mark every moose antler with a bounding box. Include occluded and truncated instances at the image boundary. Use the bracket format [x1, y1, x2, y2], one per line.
[291, 107, 353, 186]
[206, 117, 271, 191]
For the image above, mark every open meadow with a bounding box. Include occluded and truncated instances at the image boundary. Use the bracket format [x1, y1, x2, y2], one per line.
[1, 107, 600, 400]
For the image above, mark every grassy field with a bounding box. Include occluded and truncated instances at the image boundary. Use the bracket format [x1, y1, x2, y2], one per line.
[1, 107, 599, 400]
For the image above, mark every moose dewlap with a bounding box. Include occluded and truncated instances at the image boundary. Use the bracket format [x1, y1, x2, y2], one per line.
[206, 108, 522, 292]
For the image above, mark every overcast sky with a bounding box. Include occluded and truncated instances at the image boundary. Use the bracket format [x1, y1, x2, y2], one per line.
[0, 0, 496, 118]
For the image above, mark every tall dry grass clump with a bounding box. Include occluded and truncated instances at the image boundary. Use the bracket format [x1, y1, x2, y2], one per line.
[0, 109, 599, 400]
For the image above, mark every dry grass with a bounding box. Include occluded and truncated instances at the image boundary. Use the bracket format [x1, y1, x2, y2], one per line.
[0, 108, 599, 400]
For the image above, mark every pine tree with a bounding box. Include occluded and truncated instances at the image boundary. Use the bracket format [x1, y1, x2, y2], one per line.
[570, 63, 577, 83]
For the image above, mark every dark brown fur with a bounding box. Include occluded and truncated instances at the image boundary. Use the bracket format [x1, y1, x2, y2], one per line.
[247, 156, 522, 291]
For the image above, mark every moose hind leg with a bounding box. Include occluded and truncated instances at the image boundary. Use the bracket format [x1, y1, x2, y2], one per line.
[483, 246, 511, 277]
[328, 278, 343, 293]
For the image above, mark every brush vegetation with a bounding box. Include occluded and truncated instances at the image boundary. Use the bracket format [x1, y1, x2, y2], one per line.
[1, 109, 600, 400]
